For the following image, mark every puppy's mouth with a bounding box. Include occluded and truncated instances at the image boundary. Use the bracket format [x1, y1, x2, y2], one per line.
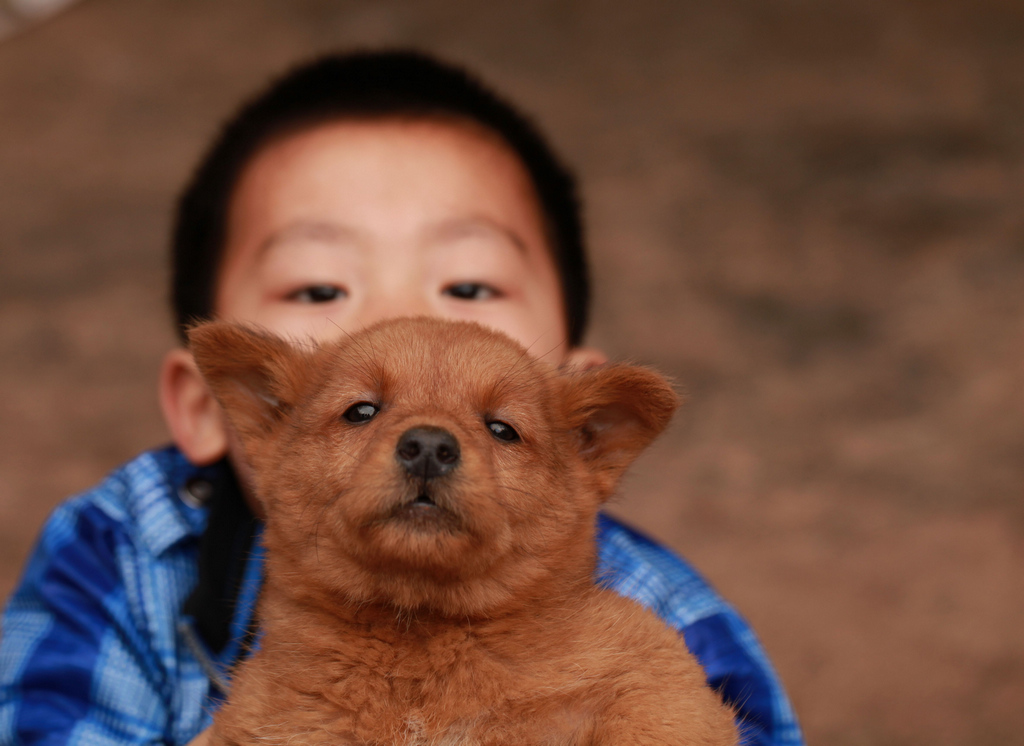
[386, 488, 461, 533]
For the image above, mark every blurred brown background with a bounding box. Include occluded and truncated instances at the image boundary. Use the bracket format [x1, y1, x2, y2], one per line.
[1, 1, 1023, 744]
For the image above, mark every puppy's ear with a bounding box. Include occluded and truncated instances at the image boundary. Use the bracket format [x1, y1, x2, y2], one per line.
[188, 322, 315, 441]
[562, 364, 680, 498]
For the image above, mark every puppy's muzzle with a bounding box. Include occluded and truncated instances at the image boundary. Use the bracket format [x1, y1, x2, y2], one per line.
[396, 427, 460, 480]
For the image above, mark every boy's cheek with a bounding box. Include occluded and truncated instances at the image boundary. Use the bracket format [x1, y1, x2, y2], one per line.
[434, 303, 566, 364]
[216, 297, 351, 343]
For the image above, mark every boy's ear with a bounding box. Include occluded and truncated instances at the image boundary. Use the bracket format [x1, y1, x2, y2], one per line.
[562, 364, 680, 498]
[563, 345, 608, 371]
[187, 322, 314, 442]
[159, 348, 229, 466]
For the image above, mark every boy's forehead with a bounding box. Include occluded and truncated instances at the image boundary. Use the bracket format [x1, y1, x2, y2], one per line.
[221, 118, 550, 265]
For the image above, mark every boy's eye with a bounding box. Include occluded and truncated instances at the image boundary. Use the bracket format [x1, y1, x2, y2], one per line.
[288, 285, 347, 303]
[343, 402, 379, 424]
[443, 282, 499, 301]
[486, 420, 520, 443]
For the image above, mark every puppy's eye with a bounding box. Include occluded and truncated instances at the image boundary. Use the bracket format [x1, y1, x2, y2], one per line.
[487, 420, 520, 443]
[343, 402, 379, 424]
[443, 282, 499, 301]
[288, 285, 347, 303]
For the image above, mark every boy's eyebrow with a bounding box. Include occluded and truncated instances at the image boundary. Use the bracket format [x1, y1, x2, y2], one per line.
[427, 216, 527, 255]
[257, 221, 361, 256]
[257, 217, 527, 256]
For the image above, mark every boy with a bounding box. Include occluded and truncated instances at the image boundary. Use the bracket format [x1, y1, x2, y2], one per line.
[0, 51, 803, 746]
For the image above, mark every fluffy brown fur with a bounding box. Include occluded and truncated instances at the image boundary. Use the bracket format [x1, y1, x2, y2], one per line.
[189, 317, 737, 746]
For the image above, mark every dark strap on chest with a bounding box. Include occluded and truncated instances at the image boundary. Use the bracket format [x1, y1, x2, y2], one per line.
[182, 461, 260, 658]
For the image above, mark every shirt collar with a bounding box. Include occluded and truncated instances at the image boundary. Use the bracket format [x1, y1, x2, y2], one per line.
[130, 445, 221, 556]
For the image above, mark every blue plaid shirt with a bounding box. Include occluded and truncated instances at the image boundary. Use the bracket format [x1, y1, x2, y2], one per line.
[0, 446, 803, 745]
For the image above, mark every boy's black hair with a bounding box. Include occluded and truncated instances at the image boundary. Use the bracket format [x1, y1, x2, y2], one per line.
[172, 50, 590, 346]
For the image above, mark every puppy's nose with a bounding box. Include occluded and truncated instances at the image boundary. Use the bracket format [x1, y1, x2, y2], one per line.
[396, 427, 461, 479]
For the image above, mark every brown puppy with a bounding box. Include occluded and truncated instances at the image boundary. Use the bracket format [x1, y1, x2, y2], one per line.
[189, 317, 737, 746]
